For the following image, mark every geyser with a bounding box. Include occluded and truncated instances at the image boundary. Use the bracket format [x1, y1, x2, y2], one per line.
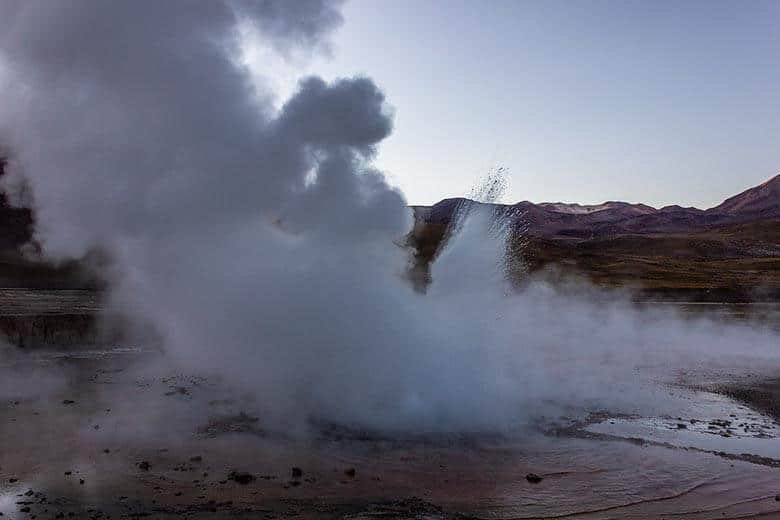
[0, 0, 778, 434]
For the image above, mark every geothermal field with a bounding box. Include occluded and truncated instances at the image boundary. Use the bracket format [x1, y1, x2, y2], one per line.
[1, 1, 779, 519]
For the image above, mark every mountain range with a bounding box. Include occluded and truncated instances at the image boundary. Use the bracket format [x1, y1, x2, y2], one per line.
[414, 174, 780, 240]
[410, 174, 780, 301]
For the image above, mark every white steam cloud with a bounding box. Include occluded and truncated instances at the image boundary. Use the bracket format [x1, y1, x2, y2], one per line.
[0, 1, 777, 432]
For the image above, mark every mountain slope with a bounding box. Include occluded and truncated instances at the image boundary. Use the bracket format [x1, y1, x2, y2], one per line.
[416, 174, 780, 239]
[708, 174, 780, 220]
[410, 174, 780, 301]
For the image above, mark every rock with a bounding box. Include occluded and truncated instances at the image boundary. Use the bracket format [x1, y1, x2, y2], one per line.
[775, 494, 780, 501]
[677, 423, 687, 429]
[227, 471, 255, 484]
[291, 467, 303, 478]
[526, 473, 543, 484]
[189, 456, 202, 463]
[137, 461, 151, 471]
[344, 467, 356, 478]
[62, 400, 75, 405]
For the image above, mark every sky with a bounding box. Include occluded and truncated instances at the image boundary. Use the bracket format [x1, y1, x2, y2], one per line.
[246, 0, 780, 208]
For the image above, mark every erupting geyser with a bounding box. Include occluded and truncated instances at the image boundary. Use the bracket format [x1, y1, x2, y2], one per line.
[0, 0, 778, 434]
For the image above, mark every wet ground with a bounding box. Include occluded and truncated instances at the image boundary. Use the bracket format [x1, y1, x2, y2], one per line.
[1, 341, 780, 520]
[1, 297, 779, 518]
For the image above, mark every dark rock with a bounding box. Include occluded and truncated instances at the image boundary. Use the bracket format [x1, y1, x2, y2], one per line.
[189, 456, 202, 463]
[227, 471, 255, 485]
[526, 473, 543, 484]
[62, 400, 75, 405]
[137, 461, 151, 471]
[291, 467, 302, 478]
[344, 467, 356, 478]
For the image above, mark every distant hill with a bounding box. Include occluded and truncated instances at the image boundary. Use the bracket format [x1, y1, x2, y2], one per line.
[0, 154, 97, 289]
[410, 175, 780, 301]
[708, 174, 780, 220]
[413, 174, 780, 240]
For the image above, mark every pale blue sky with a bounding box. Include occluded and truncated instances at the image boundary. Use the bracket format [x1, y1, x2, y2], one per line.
[251, 0, 780, 208]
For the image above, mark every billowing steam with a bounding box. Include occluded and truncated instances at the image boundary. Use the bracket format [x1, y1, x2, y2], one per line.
[0, 1, 777, 432]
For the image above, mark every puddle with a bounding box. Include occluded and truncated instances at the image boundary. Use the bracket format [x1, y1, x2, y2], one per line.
[587, 391, 780, 461]
[0, 481, 28, 520]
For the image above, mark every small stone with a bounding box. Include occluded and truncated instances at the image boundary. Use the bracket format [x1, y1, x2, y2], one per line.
[227, 471, 255, 485]
[291, 467, 302, 478]
[62, 400, 75, 405]
[526, 473, 543, 484]
[137, 461, 151, 471]
[344, 468, 356, 478]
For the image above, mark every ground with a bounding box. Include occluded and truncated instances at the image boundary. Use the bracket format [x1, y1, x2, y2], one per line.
[1, 304, 780, 519]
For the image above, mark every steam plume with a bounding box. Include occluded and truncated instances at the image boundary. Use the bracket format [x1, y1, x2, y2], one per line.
[0, 1, 778, 433]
